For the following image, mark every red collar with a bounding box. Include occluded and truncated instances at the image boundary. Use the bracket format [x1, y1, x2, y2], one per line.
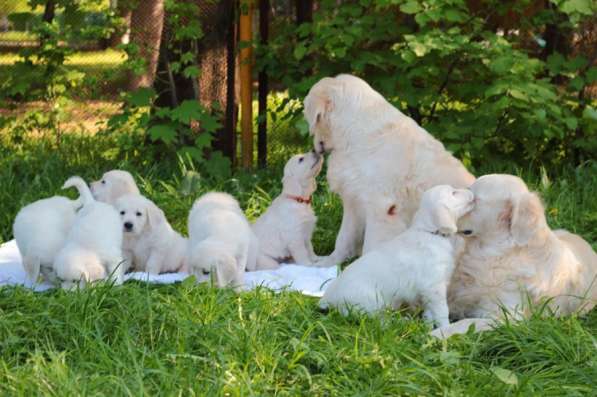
[286, 194, 312, 205]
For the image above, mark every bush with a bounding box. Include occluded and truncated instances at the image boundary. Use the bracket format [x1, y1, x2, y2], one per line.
[260, 0, 596, 170]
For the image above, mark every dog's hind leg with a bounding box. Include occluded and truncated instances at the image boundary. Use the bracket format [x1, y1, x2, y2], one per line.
[22, 254, 41, 284]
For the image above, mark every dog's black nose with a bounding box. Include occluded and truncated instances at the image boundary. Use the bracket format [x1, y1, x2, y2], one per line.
[202, 269, 210, 275]
[124, 222, 133, 231]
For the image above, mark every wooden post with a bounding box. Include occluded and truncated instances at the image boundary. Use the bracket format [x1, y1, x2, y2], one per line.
[258, 0, 269, 168]
[240, 1, 254, 169]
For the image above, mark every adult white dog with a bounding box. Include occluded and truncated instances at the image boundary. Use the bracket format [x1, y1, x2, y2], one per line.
[320, 185, 474, 327]
[13, 195, 82, 284]
[54, 176, 124, 288]
[303, 74, 475, 267]
[187, 192, 254, 290]
[90, 170, 140, 205]
[433, 174, 597, 338]
[115, 193, 187, 274]
[251, 151, 324, 269]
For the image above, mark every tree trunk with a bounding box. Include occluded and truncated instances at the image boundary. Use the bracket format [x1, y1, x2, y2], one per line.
[128, 0, 164, 90]
[197, 1, 237, 161]
[108, 0, 132, 48]
[154, 0, 237, 161]
[295, 0, 313, 24]
[42, 0, 56, 23]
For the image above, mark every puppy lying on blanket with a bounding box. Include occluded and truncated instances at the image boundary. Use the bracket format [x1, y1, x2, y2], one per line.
[320, 185, 474, 327]
[251, 151, 324, 269]
[90, 170, 139, 205]
[187, 192, 255, 290]
[115, 193, 187, 274]
[13, 193, 82, 284]
[54, 177, 124, 289]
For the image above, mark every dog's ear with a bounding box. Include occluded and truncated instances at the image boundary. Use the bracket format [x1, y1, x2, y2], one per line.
[432, 204, 457, 236]
[305, 84, 335, 131]
[510, 192, 545, 246]
[146, 202, 166, 229]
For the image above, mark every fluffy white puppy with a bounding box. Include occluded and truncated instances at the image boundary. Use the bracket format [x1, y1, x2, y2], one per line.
[304, 74, 475, 267]
[187, 192, 252, 290]
[54, 176, 124, 289]
[434, 174, 597, 338]
[13, 195, 81, 284]
[115, 193, 187, 274]
[90, 170, 140, 205]
[320, 185, 474, 327]
[251, 151, 324, 269]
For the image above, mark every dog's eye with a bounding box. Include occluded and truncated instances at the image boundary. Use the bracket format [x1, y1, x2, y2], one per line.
[387, 205, 396, 216]
[299, 157, 304, 163]
[136, 211, 142, 217]
[101, 180, 106, 184]
[120, 211, 125, 215]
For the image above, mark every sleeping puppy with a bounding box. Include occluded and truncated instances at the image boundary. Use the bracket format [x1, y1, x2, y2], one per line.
[115, 194, 187, 274]
[251, 151, 324, 270]
[320, 185, 474, 327]
[54, 176, 124, 289]
[90, 170, 140, 205]
[187, 192, 252, 290]
[433, 174, 597, 338]
[304, 74, 475, 267]
[13, 195, 82, 284]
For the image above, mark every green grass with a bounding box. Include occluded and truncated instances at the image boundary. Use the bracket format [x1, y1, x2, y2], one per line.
[0, 128, 596, 395]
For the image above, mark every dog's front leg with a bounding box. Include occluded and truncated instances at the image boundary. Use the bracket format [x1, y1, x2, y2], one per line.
[316, 198, 365, 267]
[145, 252, 166, 275]
[289, 240, 316, 267]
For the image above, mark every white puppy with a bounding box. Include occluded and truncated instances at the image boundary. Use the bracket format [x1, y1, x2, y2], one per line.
[320, 185, 474, 327]
[115, 193, 187, 274]
[90, 170, 140, 205]
[13, 196, 81, 284]
[251, 151, 324, 269]
[187, 192, 252, 290]
[54, 176, 124, 289]
[433, 174, 597, 338]
[304, 74, 475, 267]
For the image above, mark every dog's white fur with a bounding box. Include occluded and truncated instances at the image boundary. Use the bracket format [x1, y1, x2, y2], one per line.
[304, 74, 475, 267]
[115, 193, 187, 274]
[251, 152, 324, 269]
[187, 192, 253, 289]
[54, 176, 124, 289]
[13, 195, 81, 284]
[320, 185, 474, 327]
[432, 174, 597, 338]
[90, 170, 140, 205]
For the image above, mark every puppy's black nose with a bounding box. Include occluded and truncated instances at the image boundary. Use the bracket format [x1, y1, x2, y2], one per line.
[124, 222, 133, 231]
[202, 269, 210, 275]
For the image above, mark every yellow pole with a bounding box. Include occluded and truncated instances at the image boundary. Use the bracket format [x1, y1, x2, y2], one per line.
[240, 1, 254, 169]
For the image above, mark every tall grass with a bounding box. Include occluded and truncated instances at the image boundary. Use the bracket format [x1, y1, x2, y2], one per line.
[0, 127, 595, 395]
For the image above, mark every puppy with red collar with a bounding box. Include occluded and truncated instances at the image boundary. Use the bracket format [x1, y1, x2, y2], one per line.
[250, 151, 324, 270]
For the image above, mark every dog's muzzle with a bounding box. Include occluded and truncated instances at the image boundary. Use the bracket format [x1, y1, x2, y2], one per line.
[124, 222, 134, 232]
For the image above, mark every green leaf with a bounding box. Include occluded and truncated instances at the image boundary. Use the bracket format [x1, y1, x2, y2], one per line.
[203, 151, 231, 179]
[127, 88, 156, 107]
[183, 65, 200, 79]
[170, 100, 203, 123]
[148, 124, 176, 144]
[582, 106, 597, 121]
[491, 367, 518, 386]
[295, 117, 309, 136]
[509, 89, 528, 101]
[564, 117, 578, 130]
[293, 43, 307, 61]
[560, 0, 594, 16]
[195, 133, 213, 150]
[199, 113, 222, 134]
[400, 1, 421, 14]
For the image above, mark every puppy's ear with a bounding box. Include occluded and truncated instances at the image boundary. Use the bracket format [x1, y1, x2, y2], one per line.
[510, 192, 545, 246]
[146, 202, 166, 229]
[432, 205, 457, 236]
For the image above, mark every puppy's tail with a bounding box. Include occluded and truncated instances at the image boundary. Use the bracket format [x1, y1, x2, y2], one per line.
[63, 176, 94, 208]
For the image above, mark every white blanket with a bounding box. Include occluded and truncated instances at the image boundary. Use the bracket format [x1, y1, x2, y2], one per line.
[0, 240, 337, 297]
